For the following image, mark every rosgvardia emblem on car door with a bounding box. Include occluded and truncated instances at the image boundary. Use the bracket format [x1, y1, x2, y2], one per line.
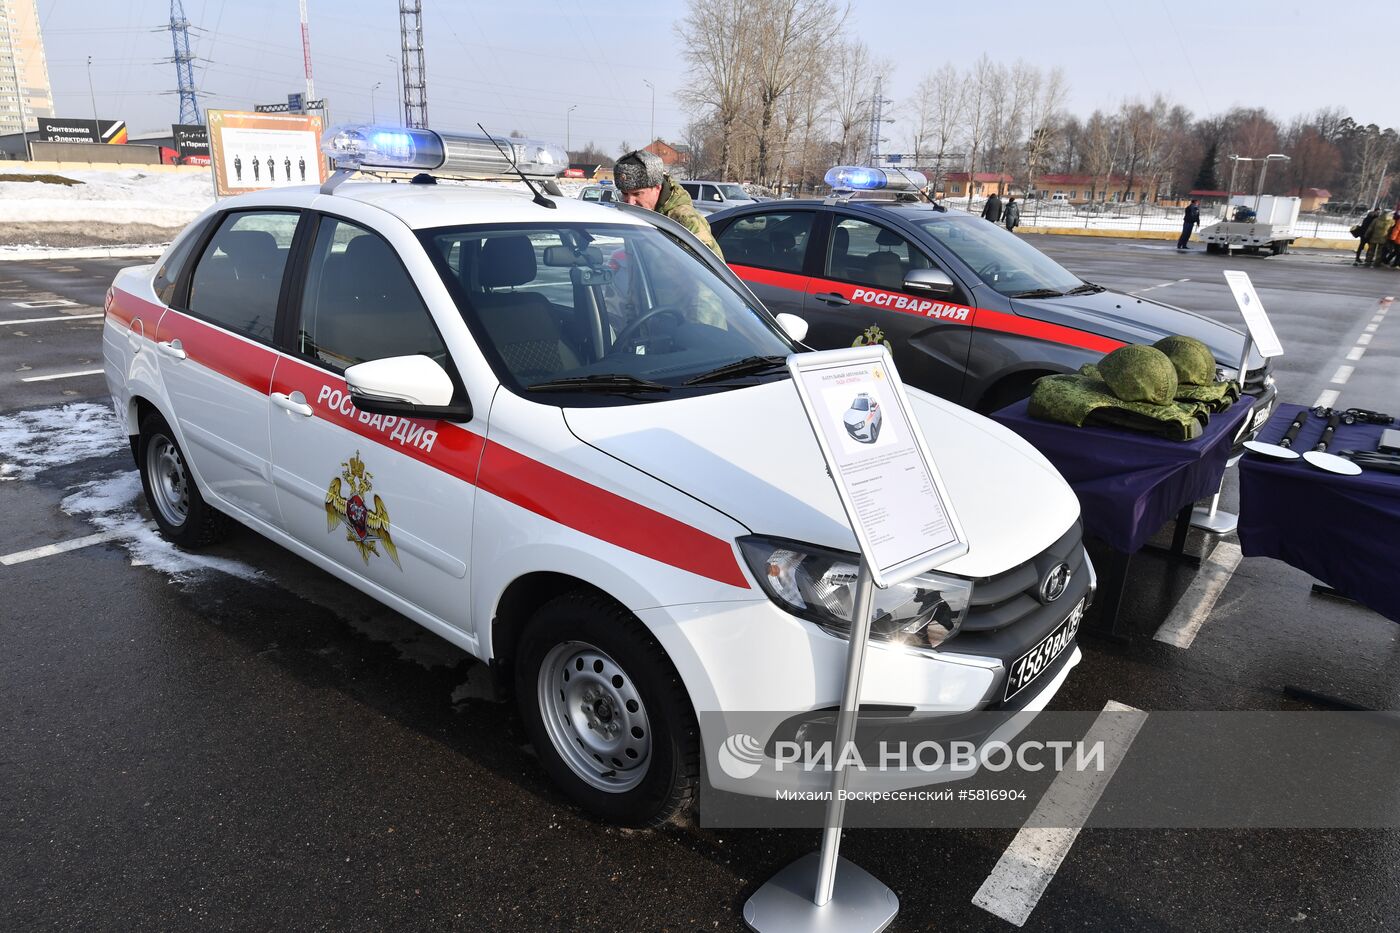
[852, 324, 893, 350]
[325, 451, 401, 569]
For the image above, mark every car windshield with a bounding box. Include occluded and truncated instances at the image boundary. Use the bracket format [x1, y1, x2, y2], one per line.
[419, 222, 794, 400]
[716, 184, 752, 201]
[909, 214, 1084, 297]
[850, 397, 869, 411]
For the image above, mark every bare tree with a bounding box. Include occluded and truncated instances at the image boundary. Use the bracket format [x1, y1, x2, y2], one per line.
[1022, 67, 1066, 202]
[961, 55, 996, 211]
[910, 63, 965, 193]
[829, 40, 873, 165]
[676, 0, 754, 178]
[747, 0, 844, 185]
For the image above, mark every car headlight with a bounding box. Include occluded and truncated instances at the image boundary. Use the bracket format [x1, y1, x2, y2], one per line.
[738, 536, 973, 648]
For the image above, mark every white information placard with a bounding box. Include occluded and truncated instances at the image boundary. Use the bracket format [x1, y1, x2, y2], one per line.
[787, 346, 968, 587]
[1222, 270, 1284, 358]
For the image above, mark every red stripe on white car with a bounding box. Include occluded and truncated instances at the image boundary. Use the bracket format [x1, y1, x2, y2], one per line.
[109, 291, 752, 590]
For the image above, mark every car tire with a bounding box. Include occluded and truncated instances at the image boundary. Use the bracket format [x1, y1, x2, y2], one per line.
[871, 420, 881, 442]
[137, 411, 231, 548]
[515, 591, 699, 827]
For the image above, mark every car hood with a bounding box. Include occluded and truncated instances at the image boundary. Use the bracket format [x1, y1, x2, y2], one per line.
[1010, 290, 1265, 370]
[563, 381, 1079, 579]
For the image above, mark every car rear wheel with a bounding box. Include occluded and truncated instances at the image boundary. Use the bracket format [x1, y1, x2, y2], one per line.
[515, 591, 699, 826]
[137, 412, 230, 548]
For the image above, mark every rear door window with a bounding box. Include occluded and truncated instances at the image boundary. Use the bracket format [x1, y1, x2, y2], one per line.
[185, 210, 299, 342]
[715, 211, 814, 274]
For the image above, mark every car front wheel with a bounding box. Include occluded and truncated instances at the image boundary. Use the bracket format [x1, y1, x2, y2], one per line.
[515, 592, 699, 827]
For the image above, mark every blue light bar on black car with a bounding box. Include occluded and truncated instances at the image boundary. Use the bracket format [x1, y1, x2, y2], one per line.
[323, 124, 568, 178]
[824, 165, 928, 192]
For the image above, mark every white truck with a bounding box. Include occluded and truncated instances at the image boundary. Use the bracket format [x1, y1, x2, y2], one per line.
[1200, 195, 1301, 256]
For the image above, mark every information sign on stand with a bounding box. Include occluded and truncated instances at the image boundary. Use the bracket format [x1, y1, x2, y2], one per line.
[1191, 269, 1286, 534]
[743, 346, 967, 933]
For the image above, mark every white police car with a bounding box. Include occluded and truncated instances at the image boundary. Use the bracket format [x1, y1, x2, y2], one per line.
[103, 124, 1092, 826]
[843, 392, 882, 443]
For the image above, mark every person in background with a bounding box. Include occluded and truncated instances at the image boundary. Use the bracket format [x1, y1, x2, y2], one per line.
[981, 189, 1003, 223]
[1004, 195, 1021, 233]
[1384, 209, 1400, 268]
[1363, 208, 1394, 267]
[1178, 199, 1201, 250]
[613, 149, 723, 259]
[1354, 207, 1379, 265]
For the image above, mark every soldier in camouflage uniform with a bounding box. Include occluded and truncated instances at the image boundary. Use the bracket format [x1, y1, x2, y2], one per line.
[614, 149, 724, 260]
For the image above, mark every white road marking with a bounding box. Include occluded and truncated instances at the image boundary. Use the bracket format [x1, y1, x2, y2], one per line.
[1154, 542, 1244, 648]
[1372, 315, 1385, 324]
[1358, 333, 1373, 346]
[1314, 389, 1340, 409]
[0, 529, 129, 565]
[11, 298, 78, 309]
[1365, 324, 1379, 333]
[1347, 346, 1366, 361]
[19, 368, 104, 383]
[971, 701, 1146, 927]
[1330, 365, 1354, 385]
[0, 313, 102, 325]
[1129, 278, 1189, 295]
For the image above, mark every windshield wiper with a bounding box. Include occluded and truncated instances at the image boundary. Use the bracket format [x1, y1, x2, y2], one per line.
[682, 354, 789, 386]
[1008, 288, 1065, 299]
[1066, 282, 1106, 295]
[526, 374, 671, 393]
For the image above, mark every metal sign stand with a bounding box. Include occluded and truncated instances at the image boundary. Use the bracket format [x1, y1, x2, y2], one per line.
[743, 560, 899, 933]
[1190, 331, 1254, 535]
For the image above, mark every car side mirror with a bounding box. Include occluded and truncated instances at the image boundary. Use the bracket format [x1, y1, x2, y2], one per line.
[775, 313, 809, 343]
[903, 268, 957, 296]
[345, 355, 472, 421]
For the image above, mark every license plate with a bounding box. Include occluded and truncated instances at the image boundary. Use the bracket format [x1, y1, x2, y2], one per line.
[1004, 597, 1084, 701]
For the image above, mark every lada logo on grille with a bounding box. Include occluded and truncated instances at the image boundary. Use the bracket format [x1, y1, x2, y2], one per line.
[1040, 562, 1071, 602]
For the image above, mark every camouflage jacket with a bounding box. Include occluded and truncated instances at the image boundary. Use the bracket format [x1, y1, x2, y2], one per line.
[1030, 374, 1206, 441]
[656, 176, 724, 260]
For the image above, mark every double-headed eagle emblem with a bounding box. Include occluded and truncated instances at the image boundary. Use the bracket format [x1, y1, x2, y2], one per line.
[325, 451, 400, 569]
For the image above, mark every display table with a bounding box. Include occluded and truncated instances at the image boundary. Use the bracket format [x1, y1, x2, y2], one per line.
[993, 397, 1254, 634]
[1239, 403, 1400, 625]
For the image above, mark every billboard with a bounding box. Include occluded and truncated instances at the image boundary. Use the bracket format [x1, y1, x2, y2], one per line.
[171, 123, 210, 166]
[206, 109, 327, 197]
[36, 118, 128, 145]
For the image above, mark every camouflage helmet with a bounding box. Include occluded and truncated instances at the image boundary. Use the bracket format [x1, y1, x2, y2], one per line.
[1153, 335, 1216, 387]
[614, 149, 665, 191]
[1096, 344, 1178, 405]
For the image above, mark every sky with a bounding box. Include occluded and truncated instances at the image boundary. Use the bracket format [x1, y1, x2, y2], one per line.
[36, 0, 1391, 149]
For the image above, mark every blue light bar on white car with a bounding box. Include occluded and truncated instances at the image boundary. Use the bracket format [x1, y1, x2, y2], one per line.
[824, 165, 928, 192]
[322, 124, 568, 178]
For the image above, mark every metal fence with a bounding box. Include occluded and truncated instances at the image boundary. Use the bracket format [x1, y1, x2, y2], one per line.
[948, 197, 1371, 242]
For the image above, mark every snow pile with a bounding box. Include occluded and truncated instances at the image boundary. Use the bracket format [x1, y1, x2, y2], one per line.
[0, 402, 124, 480]
[0, 167, 216, 227]
[61, 470, 261, 580]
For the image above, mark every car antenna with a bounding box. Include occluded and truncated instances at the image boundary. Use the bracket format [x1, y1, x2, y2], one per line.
[477, 123, 557, 209]
[887, 162, 940, 209]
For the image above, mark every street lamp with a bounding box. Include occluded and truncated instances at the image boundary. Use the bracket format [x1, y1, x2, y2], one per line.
[86, 56, 97, 121]
[642, 79, 655, 144]
[371, 81, 382, 123]
[385, 54, 401, 124]
[566, 103, 577, 154]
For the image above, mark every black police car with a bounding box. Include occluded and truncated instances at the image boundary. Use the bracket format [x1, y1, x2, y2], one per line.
[708, 172, 1277, 428]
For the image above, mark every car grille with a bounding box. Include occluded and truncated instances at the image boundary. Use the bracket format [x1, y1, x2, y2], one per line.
[1242, 359, 1271, 398]
[955, 520, 1085, 635]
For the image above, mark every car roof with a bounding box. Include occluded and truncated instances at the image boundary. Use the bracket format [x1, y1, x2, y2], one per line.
[213, 180, 651, 231]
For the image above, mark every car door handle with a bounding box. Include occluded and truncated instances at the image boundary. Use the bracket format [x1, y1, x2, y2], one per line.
[157, 339, 186, 360]
[271, 391, 314, 418]
[813, 292, 851, 306]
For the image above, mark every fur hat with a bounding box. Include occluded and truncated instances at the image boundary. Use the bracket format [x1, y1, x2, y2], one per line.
[614, 149, 665, 191]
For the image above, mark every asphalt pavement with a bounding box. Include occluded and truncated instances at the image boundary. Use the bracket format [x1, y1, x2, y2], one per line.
[2, 245, 1399, 932]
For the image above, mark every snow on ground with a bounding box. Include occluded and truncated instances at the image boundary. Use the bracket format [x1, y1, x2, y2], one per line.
[60, 470, 261, 580]
[0, 168, 216, 227]
[0, 402, 124, 481]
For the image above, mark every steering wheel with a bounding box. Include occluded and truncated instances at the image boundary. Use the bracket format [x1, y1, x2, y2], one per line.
[976, 260, 1003, 281]
[607, 306, 687, 356]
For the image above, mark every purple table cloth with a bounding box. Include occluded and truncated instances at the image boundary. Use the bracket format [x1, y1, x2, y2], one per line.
[1238, 403, 1400, 624]
[992, 397, 1252, 554]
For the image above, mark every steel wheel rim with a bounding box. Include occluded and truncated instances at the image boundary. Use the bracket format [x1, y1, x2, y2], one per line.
[146, 435, 190, 527]
[537, 640, 652, 794]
